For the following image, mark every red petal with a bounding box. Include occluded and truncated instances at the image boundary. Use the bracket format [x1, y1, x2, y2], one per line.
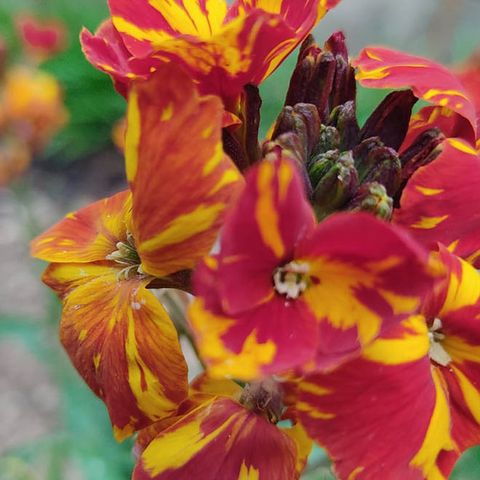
[31, 190, 131, 263]
[394, 138, 480, 267]
[44, 263, 188, 439]
[125, 63, 243, 277]
[354, 47, 478, 141]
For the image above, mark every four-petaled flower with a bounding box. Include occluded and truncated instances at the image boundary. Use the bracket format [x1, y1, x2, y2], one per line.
[189, 155, 441, 380]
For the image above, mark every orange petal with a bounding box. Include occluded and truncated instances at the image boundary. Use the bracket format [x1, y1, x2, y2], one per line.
[45, 262, 188, 439]
[31, 190, 132, 264]
[125, 63, 243, 277]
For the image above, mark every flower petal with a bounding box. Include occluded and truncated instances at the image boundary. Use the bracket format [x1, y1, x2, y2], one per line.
[429, 248, 480, 455]
[108, 0, 229, 57]
[43, 262, 188, 439]
[217, 157, 315, 315]
[109, 0, 336, 98]
[354, 47, 478, 141]
[290, 316, 456, 480]
[297, 212, 442, 369]
[125, 63, 243, 277]
[133, 397, 300, 480]
[394, 138, 480, 267]
[402, 106, 473, 151]
[80, 20, 134, 97]
[31, 190, 131, 263]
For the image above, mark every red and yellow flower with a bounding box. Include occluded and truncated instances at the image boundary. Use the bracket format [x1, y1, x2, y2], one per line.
[16, 14, 67, 62]
[81, 0, 341, 101]
[189, 155, 441, 380]
[133, 375, 311, 480]
[288, 246, 480, 479]
[31, 64, 243, 439]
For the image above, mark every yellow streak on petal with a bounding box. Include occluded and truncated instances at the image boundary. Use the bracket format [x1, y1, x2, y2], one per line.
[113, 423, 135, 442]
[209, 169, 242, 195]
[125, 89, 141, 183]
[78, 329, 88, 341]
[238, 462, 260, 480]
[255, 161, 285, 259]
[365, 49, 382, 61]
[355, 66, 389, 81]
[443, 335, 480, 365]
[424, 88, 468, 101]
[139, 202, 225, 253]
[125, 309, 177, 420]
[281, 422, 313, 475]
[160, 102, 174, 121]
[415, 185, 444, 196]
[149, 0, 227, 37]
[348, 466, 365, 480]
[441, 257, 480, 315]
[189, 300, 276, 380]
[362, 315, 429, 365]
[446, 239, 460, 253]
[301, 257, 385, 345]
[466, 249, 480, 265]
[202, 142, 224, 175]
[112, 16, 172, 43]
[409, 369, 455, 478]
[294, 401, 335, 419]
[298, 382, 331, 396]
[448, 138, 478, 155]
[378, 289, 421, 315]
[411, 215, 448, 229]
[450, 365, 480, 424]
[142, 405, 236, 476]
[278, 159, 293, 202]
[93, 353, 101, 370]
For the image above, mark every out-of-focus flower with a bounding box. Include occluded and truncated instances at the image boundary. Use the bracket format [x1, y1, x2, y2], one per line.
[288, 247, 480, 479]
[16, 14, 67, 62]
[0, 136, 31, 186]
[81, 0, 341, 102]
[1, 65, 68, 151]
[30, 64, 243, 439]
[189, 155, 441, 380]
[133, 375, 311, 480]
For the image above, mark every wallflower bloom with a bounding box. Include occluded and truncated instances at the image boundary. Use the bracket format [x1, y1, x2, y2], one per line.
[31, 64, 243, 439]
[189, 155, 440, 380]
[289, 247, 480, 479]
[16, 14, 67, 62]
[133, 375, 311, 480]
[81, 0, 341, 101]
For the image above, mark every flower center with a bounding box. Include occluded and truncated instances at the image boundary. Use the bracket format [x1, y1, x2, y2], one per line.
[240, 378, 284, 424]
[106, 232, 144, 280]
[273, 261, 310, 299]
[428, 318, 452, 367]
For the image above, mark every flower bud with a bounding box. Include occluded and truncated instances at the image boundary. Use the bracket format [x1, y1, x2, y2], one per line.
[272, 103, 320, 160]
[312, 151, 359, 220]
[360, 145, 402, 196]
[346, 182, 393, 220]
[359, 90, 417, 151]
[329, 100, 359, 151]
[400, 128, 445, 181]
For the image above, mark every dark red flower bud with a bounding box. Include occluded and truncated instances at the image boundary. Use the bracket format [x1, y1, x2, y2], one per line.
[359, 90, 417, 150]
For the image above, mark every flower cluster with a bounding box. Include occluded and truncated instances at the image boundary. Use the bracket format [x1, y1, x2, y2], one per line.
[0, 15, 67, 186]
[31, 1, 480, 479]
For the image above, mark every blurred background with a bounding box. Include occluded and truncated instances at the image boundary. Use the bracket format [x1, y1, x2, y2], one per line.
[1, 0, 480, 478]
